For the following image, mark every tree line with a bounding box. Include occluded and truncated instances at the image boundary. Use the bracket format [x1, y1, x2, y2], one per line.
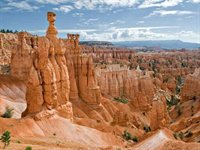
[0, 29, 18, 33]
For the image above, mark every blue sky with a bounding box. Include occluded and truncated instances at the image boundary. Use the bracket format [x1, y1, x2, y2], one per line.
[0, 0, 200, 43]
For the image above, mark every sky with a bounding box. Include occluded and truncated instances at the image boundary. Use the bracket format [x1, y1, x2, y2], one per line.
[0, 0, 200, 43]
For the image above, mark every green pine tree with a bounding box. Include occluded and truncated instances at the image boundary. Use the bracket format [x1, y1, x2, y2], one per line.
[0, 131, 11, 149]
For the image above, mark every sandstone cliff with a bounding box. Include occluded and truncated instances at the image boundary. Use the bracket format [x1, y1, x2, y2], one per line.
[170, 68, 200, 143]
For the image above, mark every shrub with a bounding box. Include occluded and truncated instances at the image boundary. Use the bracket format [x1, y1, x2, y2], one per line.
[132, 136, 138, 142]
[181, 62, 187, 68]
[163, 77, 170, 83]
[140, 66, 145, 71]
[175, 76, 184, 94]
[192, 96, 196, 101]
[123, 130, 132, 141]
[113, 97, 128, 104]
[128, 54, 132, 61]
[25, 146, 32, 150]
[0, 131, 11, 149]
[0, 65, 11, 74]
[16, 140, 21, 144]
[191, 104, 194, 108]
[120, 63, 124, 67]
[185, 131, 193, 138]
[151, 62, 158, 74]
[123, 130, 138, 142]
[143, 125, 151, 133]
[166, 95, 180, 110]
[176, 106, 182, 116]
[170, 96, 179, 105]
[96, 120, 101, 123]
[1, 107, 14, 118]
[173, 132, 178, 139]
[175, 85, 181, 94]
[178, 132, 184, 140]
[173, 132, 186, 140]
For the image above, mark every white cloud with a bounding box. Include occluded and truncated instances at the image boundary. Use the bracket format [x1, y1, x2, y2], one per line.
[137, 21, 145, 24]
[73, 13, 84, 17]
[34, 0, 200, 7]
[83, 18, 99, 25]
[146, 10, 196, 17]
[53, 5, 74, 13]
[0, 7, 12, 12]
[29, 26, 200, 43]
[29, 29, 96, 33]
[109, 26, 178, 31]
[78, 27, 173, 41]
[7, 1, 38, 11]
[139, 0, 183, 8]
[82, 29, 200, 43]
[109, 20, 125, 25]
[189, 0, 200, 3]
[35, 0, 69, 5]
[2, 0, 200, 12]
[173, 31, 200, 43]
[74, 0, 139, 10]
[35, 0, 139, 9]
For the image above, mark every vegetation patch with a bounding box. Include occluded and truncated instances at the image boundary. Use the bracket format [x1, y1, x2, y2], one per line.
[173, 131, 193, 140]
[1, 107, 14, 118]
[0, 65, 11, 75]
[175, 105, 182, 116]
[123, 130, 138, 142]
[192, 96, 196, 101]
[0, 29, 18, 33]
[166, 95, 180, 110]
[113, 97, 128, 104]
[185, 131, 193, 138]
[191, 105, 194, 116]
[0, 131, 11, 149]
[16, 140, 21, 144]
[143, 125, 151, 133]
[25, 146, 32, 150]
[175, 76, 184, 94]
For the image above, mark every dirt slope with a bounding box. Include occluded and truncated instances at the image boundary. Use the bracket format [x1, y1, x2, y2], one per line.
[132, 128, 200, 150]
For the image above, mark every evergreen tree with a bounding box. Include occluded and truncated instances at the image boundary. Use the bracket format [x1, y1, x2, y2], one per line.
[0, 131, 11, 149]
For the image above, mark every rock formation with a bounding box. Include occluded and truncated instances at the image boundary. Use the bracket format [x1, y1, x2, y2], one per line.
[10, 12, 73, 121]
[66, 33, 102, 105]
[180, 68, 200, 102]
[0, 76, 26, 118]
[169, 68, 200, 142]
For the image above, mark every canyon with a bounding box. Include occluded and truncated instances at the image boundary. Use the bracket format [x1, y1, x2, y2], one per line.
[0, 12, 199, 150]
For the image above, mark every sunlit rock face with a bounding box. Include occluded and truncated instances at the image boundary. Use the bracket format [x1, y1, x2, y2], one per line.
[10, 12, 72, 121]
[169, 69, 200, 143]
[95, 64, 155, 110]
[95, 64, 171, 131]
[181, 68, 200, 102]
[65, 34, 102, 105]
[9, 12, 103, 122]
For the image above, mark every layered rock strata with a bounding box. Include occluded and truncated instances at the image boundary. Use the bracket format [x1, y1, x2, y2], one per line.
[10, 12, 72, 121]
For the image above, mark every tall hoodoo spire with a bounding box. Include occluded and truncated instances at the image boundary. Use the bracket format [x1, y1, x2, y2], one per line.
[46, 12, 58, 39]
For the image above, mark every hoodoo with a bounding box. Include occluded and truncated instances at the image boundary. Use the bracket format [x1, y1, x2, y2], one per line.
[11, 12, 72, 120]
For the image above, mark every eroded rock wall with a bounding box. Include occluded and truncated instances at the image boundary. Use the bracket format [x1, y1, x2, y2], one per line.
[9, 12, 73, 121]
